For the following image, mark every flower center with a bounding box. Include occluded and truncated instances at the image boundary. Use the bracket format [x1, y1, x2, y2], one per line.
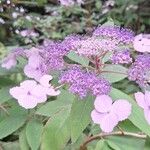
[27, 91, 31, 95]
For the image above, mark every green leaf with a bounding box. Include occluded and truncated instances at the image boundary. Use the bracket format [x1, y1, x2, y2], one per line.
[0, 116, 26, 139]
[102, 52, 112, 63]
[67, 51, 89, 67]
[41, 109, 70, 150]
[108, 136, 145, 150]
[144, 137, 150, 150]
[119, 120, 140, 132]
[0, 101, 27, 139]
[0, 86, 12, 104]
[70, 96, 94, 143]
[0, 141, 20, 150]
[101, 19, 114, 27]
[95, 140, 110, 150]
[36, 90, 75, 116]
[19, 129, 30, 150]
[107, 140, 121, 150]
[37, 0, 47, 5]
[0, 76, 15, 87]
[101, 65, 127, 83]
[26, 120, 43, 150]
[0, 67, 19, 76]
[110, 88, 150, 136]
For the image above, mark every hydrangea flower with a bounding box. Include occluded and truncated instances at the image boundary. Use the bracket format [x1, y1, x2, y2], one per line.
[24, 54, 48, 81]
[39, 75, 61, 96]
[135, 91, 150, 124]
[93, 26, 134, 44]
[10, 75, 60, 109]
[40, 41, 70, 70]
[59, 0, 75, 6]
[10, 80, 47, 109]
[62, 34, 82, 51]
[73, 37, 117, 56]
[59, 0, 83, 6]
[133, 34, 150, 52]
[1, 55, 17, 69]
[111, 50, 132, 64]
[128, 54, 150, 86]
[91, 95, 132, 132]
[1, 48, 24, 69]
[59, 66, 111, 98]
[20, 29, 39, 38]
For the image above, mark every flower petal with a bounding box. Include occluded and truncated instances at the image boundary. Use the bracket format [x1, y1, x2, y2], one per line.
[46, 88, 61, 96]
[100, 112, 118, 133]
[24, 65, 42, 81]
[9, 86, 25, 99]
[94, 95, 112, 113]
[134, 92, 146, 109]
[18, 95, 38, 109]
[91, 110, 106, 124]
[144, 108, 150, 125]
[39, 74, 53, 87]
[20, 80, 37, 91]
[145, 91, 150, 106]
[31, 85, 47, 103]
[1, 57, 17, 70]
[28, 54, 41, 68]
[111, 100, 132, 121]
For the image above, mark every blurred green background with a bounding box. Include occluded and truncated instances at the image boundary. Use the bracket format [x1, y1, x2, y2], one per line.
[0, 0, 149, 47]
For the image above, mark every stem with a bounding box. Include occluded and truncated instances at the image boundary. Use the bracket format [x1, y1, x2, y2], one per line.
[55, 84, 65, 90]
[95, 56, 100, 73]
[80, 131, 146, 150]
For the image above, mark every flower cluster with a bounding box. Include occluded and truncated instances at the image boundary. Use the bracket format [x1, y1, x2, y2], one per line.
[10, 75, 60, 109]
[73, 37, 118, 56]
[128, 54, 150, 87]
[111, 50, 132, 64]
[93, 25, 134, 44]
[59, 66, 111, 98]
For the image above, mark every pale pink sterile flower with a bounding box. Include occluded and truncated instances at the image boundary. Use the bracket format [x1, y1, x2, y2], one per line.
[9, 80, 47, 109]
[76, 0, 84, 4]
[9, 75, 60, 109]
[133, 34, 150, 52]
[24, 54, 47, 81]
[91, 95, 132, 133]
[59, 0, 74, 6]
[1, 55, 17, 69]
[39, 75, 61, 96]
[25, 47, 41, 57]
[135, 91, 150, 124]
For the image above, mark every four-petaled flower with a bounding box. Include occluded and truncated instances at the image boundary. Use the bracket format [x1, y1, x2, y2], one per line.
[135, 91, 150, 124]
[10, 75, 60, 109]
[133, 34, 150, 53]
[91, 95, 132, 133]
[24, 54, 47, 81]
[1, 54, 17, 69]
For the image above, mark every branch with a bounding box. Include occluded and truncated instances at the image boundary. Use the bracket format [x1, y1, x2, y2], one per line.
[80, 131, 146, 150]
